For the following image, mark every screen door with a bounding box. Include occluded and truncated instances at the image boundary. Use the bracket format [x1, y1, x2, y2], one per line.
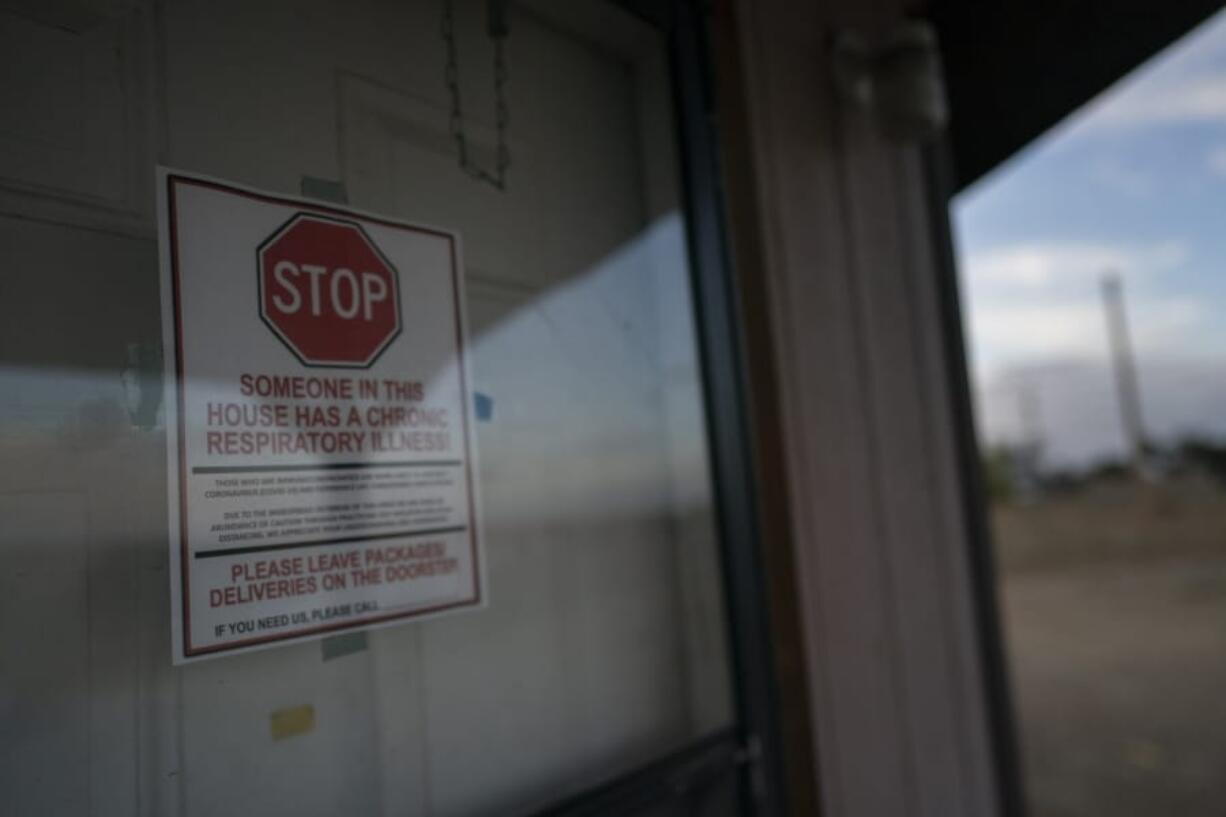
[0, 1, 761, 814]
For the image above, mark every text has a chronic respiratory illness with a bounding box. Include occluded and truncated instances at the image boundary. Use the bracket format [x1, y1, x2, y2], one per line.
[204, 372, 452, 457]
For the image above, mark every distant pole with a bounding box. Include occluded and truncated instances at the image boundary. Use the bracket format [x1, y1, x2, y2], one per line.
[1014, 376, 1044, 498]
[1017, 378, 1043, 453]
[1100, 272, 1147, 471]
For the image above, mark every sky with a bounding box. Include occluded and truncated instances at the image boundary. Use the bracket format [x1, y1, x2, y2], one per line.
[953, 9, 1226, 468]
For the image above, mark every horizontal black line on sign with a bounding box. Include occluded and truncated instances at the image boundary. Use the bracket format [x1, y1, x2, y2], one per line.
[192, 460, 463, 474]
[195, 525, 469, 558]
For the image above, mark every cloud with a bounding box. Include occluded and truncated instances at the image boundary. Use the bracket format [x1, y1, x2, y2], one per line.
[958, 239, 1201, 380]
[1083, 75, 1226, 131]
[969, 302, 1103, 357]
[969, 297, 1205, 359]
[965, 240, 1187, 290]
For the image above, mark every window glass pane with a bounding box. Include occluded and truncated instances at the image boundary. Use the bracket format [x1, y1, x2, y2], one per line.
[0, 1, 736, 814]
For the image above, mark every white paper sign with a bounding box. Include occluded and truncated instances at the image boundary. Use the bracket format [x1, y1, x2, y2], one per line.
[158, 169, 483, 663]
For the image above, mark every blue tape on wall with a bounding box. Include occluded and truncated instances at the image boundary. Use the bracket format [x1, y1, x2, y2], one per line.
[474, 392, 493, 422]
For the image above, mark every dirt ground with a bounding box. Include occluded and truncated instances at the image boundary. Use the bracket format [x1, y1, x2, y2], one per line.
[994, 482, 1226, 816]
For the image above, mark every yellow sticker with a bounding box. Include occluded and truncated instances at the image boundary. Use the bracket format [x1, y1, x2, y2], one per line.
[270, 704, 315, 740]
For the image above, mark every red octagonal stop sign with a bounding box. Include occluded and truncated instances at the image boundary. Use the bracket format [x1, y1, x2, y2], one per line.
[257, 213, 401, 367]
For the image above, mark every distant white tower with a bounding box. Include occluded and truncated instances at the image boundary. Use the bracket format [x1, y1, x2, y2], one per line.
[1100, 272, 1148, 472]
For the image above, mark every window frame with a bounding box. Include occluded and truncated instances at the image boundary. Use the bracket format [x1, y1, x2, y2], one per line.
[526, 1, 788, 814]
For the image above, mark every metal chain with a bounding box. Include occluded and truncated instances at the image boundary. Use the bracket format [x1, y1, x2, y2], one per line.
[442, 0, 511, 191]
